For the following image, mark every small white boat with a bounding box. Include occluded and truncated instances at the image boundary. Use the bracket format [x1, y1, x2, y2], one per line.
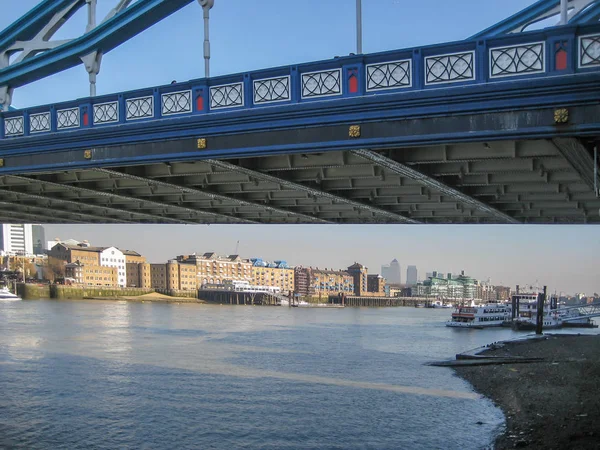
[292, 301, 310, 307]
[432, 300, 454, 309]
[0, 287, 21, 301]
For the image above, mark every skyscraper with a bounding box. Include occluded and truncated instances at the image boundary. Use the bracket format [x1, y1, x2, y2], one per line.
[0, 224, 33, 255]
[406, 265, 418, 286]
[32, 225, 46, 255]
[381, 259, 401, 285]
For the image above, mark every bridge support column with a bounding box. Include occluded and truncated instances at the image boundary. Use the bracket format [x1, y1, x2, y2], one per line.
[560, 0, 568, 24]
[81, 52, 102, 98]
[82, 0, 101, 97]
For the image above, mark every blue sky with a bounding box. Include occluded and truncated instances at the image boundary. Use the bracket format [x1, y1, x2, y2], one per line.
[2, 0, 599, 295]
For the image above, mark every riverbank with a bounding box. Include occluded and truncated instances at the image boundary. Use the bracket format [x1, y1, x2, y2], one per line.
[453, 334, 600, 449]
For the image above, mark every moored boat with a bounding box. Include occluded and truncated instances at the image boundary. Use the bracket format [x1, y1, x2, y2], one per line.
[446, 302, 511, 329]
[510, 293, 562, 330]
[0, 286, 21, 301]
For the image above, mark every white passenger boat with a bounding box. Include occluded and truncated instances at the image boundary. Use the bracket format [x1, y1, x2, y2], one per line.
[0, 286, 21, 301]
[446, 302, 511, 328]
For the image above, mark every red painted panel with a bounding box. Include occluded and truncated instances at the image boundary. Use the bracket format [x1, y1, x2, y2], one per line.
[83, 112, 89, 126]
[556, 49, 567, 71]
[196, 96, 204, 111]
[349, 74, 358, 94]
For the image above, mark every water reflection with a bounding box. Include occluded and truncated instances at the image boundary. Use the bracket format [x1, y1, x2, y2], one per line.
[98, 301, 132, 357]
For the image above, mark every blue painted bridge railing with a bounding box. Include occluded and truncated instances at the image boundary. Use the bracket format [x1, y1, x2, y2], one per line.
[1, 23, 599, 140]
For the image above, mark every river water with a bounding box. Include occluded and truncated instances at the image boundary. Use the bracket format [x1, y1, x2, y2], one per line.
[0, 300, 587, 449]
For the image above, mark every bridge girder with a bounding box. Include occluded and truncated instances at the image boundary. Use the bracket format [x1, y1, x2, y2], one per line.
[0, 134, 595, 224]
[93, 168, 332, 224]
[205, 159, 420, 224]
[0, 176, 202, 224]
[350, 149, 520, 224]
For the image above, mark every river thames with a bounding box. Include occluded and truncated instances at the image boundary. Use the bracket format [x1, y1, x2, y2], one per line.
[0, 300, 554, 449]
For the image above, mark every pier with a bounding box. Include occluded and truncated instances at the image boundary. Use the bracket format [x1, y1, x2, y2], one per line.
[198, 288, 286, 306]
[330, 296, 434, 308]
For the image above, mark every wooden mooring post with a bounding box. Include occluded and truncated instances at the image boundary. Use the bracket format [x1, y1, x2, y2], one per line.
[536, 285, 547, 335]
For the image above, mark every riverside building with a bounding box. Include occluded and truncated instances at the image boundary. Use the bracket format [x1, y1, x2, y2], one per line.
[415, 271, 478, 300]
[49, 242, 145, 288]
[250, 259, 294, 294]
[176, 253, 253, 286]
[65, 261, 118, 287]
[294, 263, 386, 298]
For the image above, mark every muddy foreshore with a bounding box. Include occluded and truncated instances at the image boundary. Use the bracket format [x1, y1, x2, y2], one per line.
[453, 334, 600, 449]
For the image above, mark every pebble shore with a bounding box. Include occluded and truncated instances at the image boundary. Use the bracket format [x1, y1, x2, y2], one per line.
[453, 334, 600, 449]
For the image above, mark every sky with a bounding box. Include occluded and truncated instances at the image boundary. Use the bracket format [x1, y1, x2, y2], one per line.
[1, 0, 599, 295]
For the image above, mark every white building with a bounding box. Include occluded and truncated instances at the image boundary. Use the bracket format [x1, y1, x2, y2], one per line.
[100, 247, 126, 287]
[0, 224, 33, 255]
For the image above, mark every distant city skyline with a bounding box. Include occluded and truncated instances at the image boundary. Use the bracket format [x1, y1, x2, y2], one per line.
[41, 224, 600, 295]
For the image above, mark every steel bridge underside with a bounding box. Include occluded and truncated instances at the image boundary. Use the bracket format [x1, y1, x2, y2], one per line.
[0, 104, 599, 225]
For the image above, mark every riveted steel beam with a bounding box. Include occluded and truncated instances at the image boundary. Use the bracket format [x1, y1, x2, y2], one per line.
[0, 199, 90, 223]
[0, 177, 192, 224]
[0, 203, 82, 223]
[206, 159, 420, 224]
[351, 149, 520, 224]
[6, 174, 255, 224]
[93, 168, 332, 224]
[551, 138, 600, 192]
[0, 189, 134, 223]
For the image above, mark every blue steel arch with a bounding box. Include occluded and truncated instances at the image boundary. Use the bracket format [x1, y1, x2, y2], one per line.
[0, 0, 84, 52]
[0, 0, 598, 93]
[471, 0, 600, 39]
[570, 1, 600, 23]
[0, 0, 194, 89]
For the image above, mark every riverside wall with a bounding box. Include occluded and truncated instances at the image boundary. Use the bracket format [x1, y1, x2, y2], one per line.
[50, 285, 155, 299]
[16, 283, 51, 299]
[17, 283, 155, 300]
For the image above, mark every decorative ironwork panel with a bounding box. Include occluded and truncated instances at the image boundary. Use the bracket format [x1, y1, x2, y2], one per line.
[425, 51, 475, 85]
[253, 76, 290, 104]
[161, 90, 192, 115]
[579, 34, 600, 68]
[126, 96, 154, 120]
[56, 107, 80, 129]
[4, 116, 24, 136]
[29, 112, 50, 133]
[366, 60, 412, 91]
[93, 101, 119, 124]
[210, 83, 244, 109]
[490, 42, 545, 78]
[301, 69, 342, 98]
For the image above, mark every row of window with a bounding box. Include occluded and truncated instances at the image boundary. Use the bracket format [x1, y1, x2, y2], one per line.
[102, 257, 125, 263]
